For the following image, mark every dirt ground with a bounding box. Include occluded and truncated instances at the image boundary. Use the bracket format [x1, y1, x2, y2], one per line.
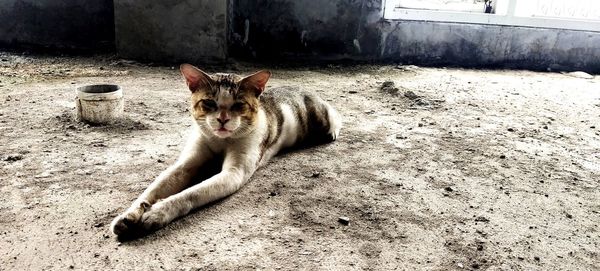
[0, 52, 598, 271]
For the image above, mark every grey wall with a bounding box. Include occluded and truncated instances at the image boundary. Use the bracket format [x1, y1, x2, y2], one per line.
[1, 0, 599, 72]
[114, 0, 227, 63]
[230, 0, 600, 73]
[229, 0, 383, 60]
[0, 0, 114, 50]
[381, 21, 600, 72]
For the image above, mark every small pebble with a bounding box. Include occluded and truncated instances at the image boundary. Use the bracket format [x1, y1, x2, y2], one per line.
[338, 216, 350, 225]
[4, 154, 24, 162]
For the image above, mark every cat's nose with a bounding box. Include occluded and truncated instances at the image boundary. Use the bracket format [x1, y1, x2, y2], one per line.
[217, 111, 230, 125]
[217, 118, 229, 125]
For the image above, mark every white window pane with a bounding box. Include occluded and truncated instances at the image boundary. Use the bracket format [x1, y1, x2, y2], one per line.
[515, 0, 600, 21]
[395, 0, 492, 13]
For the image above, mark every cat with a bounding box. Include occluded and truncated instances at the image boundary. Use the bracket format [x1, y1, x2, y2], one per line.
[110, 64, 342, 237]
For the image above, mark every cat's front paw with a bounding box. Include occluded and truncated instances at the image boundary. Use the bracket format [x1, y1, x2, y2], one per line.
[140, 203, 172, 232]
[110, 201, 150, 236]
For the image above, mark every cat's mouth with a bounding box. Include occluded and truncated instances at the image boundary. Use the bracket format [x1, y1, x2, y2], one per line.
[214, 127, 232, 137]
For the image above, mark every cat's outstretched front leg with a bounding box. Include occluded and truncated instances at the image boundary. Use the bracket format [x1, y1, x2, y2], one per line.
[110, 137, 212, 237]
[138, 150, 257, 232]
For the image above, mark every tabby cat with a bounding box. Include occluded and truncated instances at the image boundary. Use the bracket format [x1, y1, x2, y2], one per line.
[110, 64, 342, 237]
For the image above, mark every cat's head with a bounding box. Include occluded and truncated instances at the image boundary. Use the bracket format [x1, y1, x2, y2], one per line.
[180, 64, 271, 139]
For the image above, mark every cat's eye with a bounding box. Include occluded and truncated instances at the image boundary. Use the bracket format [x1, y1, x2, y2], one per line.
[231, 102, 246, 111]
[201, 99, 217, 111]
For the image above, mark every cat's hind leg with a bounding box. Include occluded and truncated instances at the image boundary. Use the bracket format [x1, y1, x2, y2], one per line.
[325, 103, 342, 140]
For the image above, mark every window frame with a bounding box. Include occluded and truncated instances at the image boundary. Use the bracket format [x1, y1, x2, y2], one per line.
[383, 0, 600, 32]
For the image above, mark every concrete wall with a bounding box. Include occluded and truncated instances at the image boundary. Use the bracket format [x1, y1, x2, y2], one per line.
[0, 0, 114, 50]
[114, 0, 227, 63]
[229, 0, 600, 73]
[381, 21, 600, 72]
[229, 0, 383, 60]
[1, 0, 599, 72]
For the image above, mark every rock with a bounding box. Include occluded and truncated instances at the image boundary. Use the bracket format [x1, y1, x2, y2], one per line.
[34, 172, 52, 179]
[444, 187, 454, 192]
[380, 81, 399, 94]
[4, 154, 23, 162]
[395, 65, 419, 71]
[348, 90, 357, 94]
[338, 216, 350, 225]
[404, 91, 419, 100]
[500, 154, 506, 159]
[93, 222, 104, 228]
[563, 71, 594, 79]
[309, 172, 321, 178]
[475, 216, 490, 223]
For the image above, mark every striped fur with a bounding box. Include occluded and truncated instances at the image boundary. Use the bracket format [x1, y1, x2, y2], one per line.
[110, 64, 341, 237]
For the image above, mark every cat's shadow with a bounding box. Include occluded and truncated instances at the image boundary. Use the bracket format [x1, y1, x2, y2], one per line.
[116, 155, 224, 242]
[117, 138, 335, 243]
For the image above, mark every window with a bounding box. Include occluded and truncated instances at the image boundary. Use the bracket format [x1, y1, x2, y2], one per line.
[384, 0, 600, 32]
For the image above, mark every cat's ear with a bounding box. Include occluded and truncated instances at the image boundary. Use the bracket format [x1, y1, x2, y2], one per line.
[239, 70, 271, 96]
[180, 64, 213, 92]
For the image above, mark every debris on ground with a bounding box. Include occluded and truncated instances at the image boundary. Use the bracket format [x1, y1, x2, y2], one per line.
[395, 65, 420, 72]
[338, 216, 350, 225]
[380, 81, 399, 95]
[4, 154, 23, 162]
[562, 71, 594, 79]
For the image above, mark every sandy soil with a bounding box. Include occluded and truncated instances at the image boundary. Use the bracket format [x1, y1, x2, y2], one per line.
[0, 52, 598, 270]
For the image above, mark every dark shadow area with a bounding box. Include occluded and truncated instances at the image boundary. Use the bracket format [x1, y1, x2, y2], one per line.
[115, 135, 339, 242]
[0, 0, 115, 53]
